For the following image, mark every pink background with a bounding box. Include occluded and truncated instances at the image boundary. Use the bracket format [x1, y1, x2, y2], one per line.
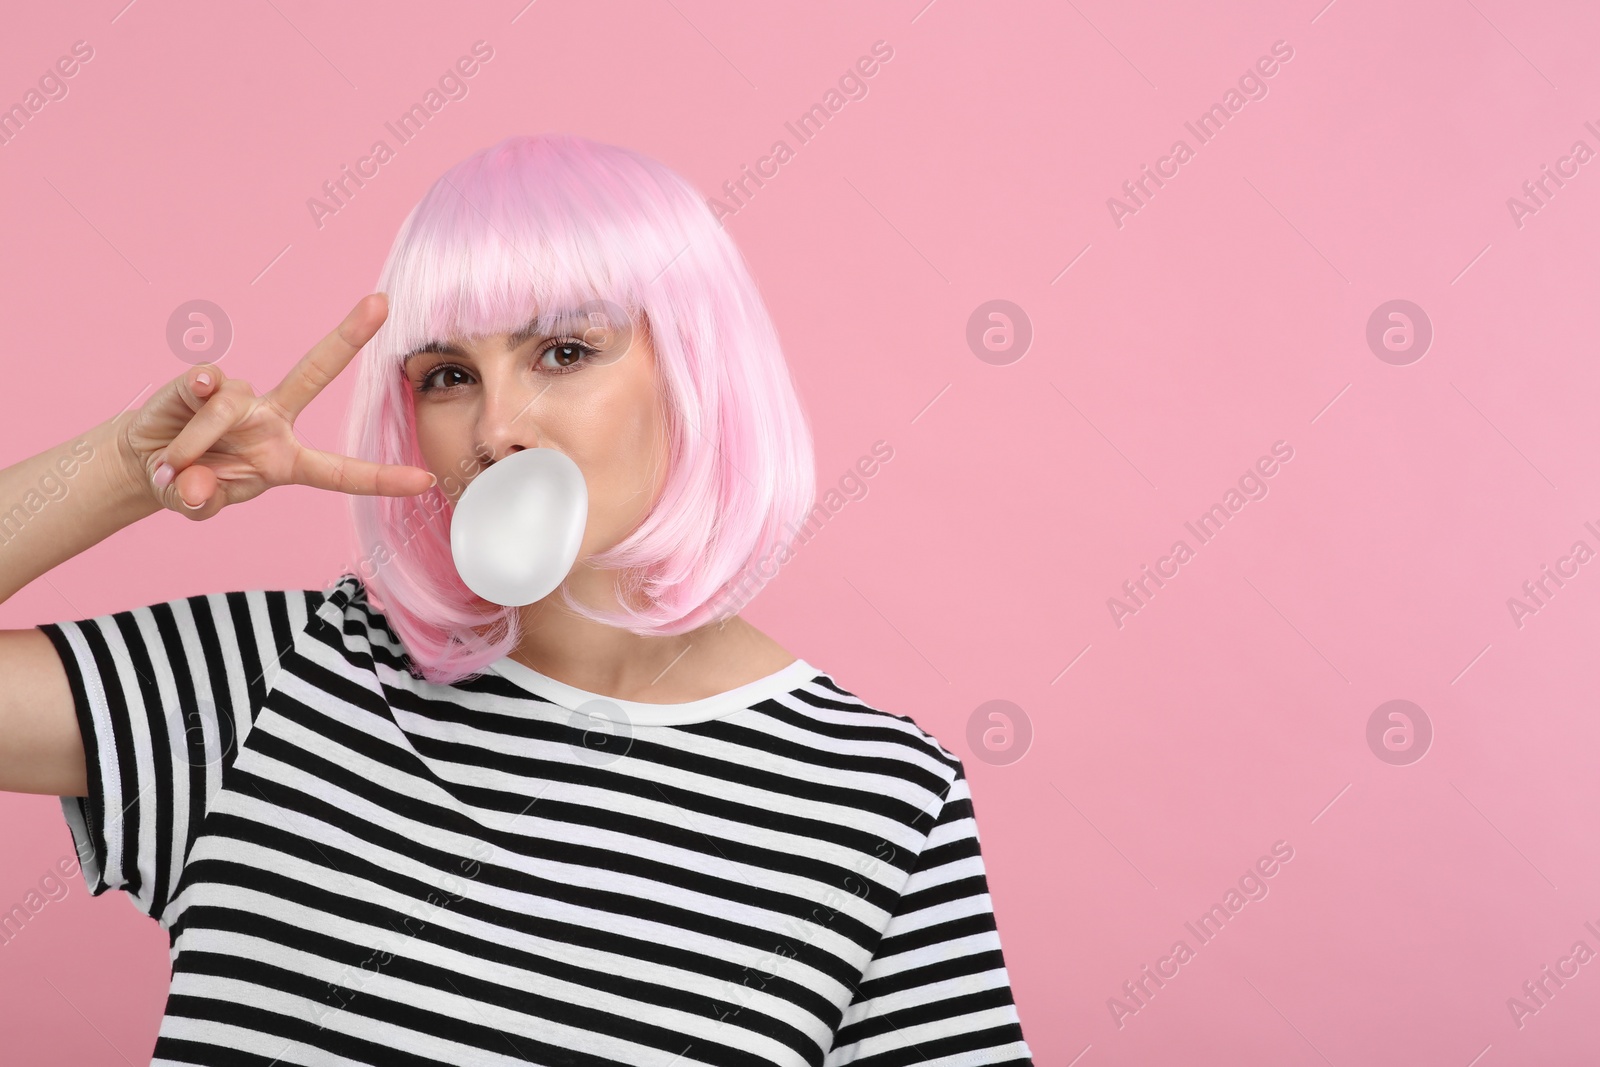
[3, 0, 1599, 1062]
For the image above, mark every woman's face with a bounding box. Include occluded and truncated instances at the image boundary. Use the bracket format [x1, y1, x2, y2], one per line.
[403, 307, 669, 577]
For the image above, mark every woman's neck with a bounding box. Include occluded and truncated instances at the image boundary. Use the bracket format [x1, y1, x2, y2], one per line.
[506, 593, 795, 705]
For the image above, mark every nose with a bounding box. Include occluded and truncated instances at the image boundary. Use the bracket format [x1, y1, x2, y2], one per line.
[472, 372, 546, 467]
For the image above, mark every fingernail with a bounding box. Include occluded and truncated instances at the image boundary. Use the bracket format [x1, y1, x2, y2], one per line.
[427, 473, 438, 488]
[154, 463, 174, 489]
[182, 492, 206, 509]
[196, 372, 212, 388]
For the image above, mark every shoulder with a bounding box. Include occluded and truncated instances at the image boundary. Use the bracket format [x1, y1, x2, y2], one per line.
[301, 573, 417, 676]
[43, 583, 329, 659]
[770, 670, 974, 845]
[778, 668, 964, 782]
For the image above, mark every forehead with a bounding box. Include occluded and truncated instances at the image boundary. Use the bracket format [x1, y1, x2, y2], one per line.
[402, 320, 539, 366]
[400, 305, 648, 368]
[400, 308, 596, 365]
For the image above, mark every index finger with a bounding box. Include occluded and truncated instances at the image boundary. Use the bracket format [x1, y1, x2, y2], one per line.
[293, 447, 435, 498]
[265, 293, 389, 420]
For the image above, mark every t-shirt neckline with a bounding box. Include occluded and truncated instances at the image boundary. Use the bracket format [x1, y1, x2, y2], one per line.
[485, 655, 819, 725]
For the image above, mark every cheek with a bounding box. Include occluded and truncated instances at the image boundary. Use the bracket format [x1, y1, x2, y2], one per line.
[579, 418, 666, 525]
[570, 375, 663, 473]
[413, 413, 471, 502]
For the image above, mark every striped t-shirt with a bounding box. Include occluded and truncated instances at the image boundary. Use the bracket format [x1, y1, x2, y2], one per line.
[37, 572, 1033, 1066]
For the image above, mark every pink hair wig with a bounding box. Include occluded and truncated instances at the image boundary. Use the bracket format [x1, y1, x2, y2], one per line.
[339, 133, 816, 686]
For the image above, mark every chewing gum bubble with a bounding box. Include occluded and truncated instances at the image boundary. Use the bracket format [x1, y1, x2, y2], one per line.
[451, 447, 587, 606]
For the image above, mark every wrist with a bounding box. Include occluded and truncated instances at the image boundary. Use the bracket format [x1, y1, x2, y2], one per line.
[98, 409, 162, 521]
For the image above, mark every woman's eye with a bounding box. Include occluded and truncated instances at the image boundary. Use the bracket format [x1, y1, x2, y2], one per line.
[539, 341, 594, 372]
[416, 341, 595, 393]
[421, 365, 470, 392]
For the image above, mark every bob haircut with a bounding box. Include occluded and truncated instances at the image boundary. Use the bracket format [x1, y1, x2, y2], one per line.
[340, 132, 816, 686]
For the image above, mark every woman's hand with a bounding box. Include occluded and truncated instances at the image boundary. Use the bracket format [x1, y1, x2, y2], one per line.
[120, 293, 434, 518]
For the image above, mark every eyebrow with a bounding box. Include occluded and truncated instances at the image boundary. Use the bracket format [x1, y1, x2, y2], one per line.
[401, 313, 582, 369]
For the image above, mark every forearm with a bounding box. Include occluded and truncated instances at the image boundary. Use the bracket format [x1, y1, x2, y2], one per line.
[0, 411, 160, 605]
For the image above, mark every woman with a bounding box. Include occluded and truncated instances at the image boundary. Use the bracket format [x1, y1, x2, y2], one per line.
[0, 134, 1033, 1065]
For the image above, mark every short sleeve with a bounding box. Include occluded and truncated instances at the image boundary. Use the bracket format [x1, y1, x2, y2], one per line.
[36, 585, 322, 925]
[825, 759, 1034, 1067]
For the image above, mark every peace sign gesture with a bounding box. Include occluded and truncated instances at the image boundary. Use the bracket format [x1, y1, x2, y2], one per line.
[122, 293, 434, 518]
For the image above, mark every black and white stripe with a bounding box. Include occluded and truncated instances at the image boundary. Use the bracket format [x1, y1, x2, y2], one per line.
[38, 574, 1033, 1066]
